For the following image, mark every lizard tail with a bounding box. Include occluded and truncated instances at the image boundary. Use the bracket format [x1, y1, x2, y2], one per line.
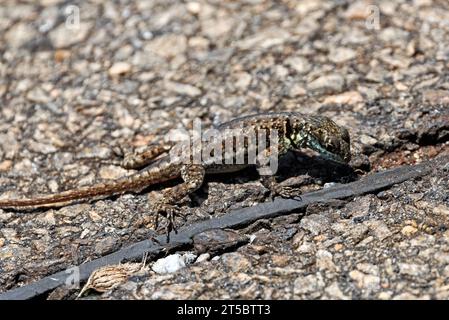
[0, 178, 142, 208]
[0, 172, 155, 209]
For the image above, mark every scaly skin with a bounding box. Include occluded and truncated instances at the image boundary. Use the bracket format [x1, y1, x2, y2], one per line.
[0, 112, 351, 211]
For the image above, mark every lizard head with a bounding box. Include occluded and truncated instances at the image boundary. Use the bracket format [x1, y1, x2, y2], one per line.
[289, 115, 351, 164]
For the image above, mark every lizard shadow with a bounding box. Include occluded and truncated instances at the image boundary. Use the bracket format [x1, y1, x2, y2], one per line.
[206, 151, 356, 184]
[193, 150, 357, 206]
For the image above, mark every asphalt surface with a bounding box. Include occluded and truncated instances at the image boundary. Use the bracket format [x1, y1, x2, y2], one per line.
[0, 0, 448, 299]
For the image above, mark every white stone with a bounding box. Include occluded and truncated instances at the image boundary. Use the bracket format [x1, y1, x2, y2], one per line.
[152, 253, 197, 274]
[108, 62, 132, 76]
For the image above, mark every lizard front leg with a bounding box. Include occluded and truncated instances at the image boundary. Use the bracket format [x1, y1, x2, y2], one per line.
[152, 164, 206, 240]
[260, 175, 304, 200]
[255, 143, 303, 200]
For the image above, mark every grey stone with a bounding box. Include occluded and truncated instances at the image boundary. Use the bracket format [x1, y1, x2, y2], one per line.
[49, 22, 93, 48]
[329, 47, 357, 64]
[307, 74, 345, 94]
[5, 23, 37, 48]
[293, 273, 325, 298]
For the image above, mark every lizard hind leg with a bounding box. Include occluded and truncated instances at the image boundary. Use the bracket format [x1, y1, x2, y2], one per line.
[121, 143, 173, 170]
[91, 142, 173, 169]
[151, 164, 206, 241]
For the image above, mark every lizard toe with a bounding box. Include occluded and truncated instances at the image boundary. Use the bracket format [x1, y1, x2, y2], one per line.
[273, 185, 302, 199]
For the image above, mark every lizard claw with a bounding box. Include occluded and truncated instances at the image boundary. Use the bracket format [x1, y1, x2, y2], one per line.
[152, 201, 181, 242]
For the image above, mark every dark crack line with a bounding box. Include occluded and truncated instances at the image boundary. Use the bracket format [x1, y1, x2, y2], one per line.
[1, 154, 447, 300]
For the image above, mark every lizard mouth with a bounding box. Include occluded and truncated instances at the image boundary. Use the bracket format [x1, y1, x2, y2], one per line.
[317, 148, 346, 164]
[305, 139, 347, 164]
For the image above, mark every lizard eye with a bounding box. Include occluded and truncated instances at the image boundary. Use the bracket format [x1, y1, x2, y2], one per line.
[328, 136, 341, 153]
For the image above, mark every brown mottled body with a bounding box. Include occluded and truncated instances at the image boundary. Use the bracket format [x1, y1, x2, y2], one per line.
[0, 112, 350, 218]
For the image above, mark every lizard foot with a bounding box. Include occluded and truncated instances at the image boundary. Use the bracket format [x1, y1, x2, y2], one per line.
[270, 184, 302, 200]
[152, 201, 182, 242]
[261, 176, 304, 201]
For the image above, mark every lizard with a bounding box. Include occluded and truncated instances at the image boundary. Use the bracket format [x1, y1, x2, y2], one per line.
[0, 112, 351, 235]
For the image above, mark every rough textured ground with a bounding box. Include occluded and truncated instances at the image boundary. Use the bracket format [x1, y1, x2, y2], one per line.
[0, 0, 448, 299]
